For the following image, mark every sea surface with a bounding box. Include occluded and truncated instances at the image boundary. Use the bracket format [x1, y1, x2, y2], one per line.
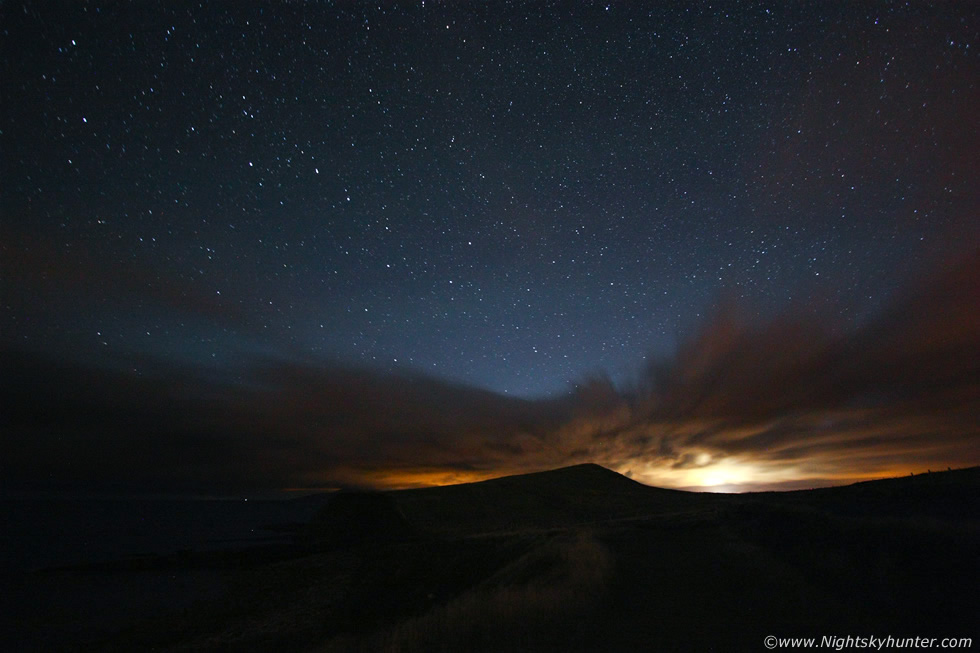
[0, 494, 322, 573]
[0, 494, 326, 649]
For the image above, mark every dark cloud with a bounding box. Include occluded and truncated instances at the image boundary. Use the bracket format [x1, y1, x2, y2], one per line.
[652, 250, 978, 422]
[0, 346, 569, 493]
[598, 249, 980, 487]
[2, 252, 976, 493]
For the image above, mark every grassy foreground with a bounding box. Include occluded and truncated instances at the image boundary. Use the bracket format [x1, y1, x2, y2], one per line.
[5, 464, 978, 652]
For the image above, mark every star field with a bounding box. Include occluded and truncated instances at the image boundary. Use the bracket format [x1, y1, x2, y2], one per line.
[2, 2, 977, 398]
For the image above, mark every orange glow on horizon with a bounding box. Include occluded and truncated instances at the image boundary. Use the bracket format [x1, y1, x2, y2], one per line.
[286, 456, 960, 495]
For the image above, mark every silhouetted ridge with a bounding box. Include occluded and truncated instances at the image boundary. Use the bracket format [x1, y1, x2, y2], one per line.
[389, 464, 707, 536]
[306, 490, 414, 548]
[781, 465, 980, 522]
[475, 463, 639, 486]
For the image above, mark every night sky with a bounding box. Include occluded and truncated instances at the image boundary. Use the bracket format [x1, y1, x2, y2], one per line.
[2, 2, 978, 494]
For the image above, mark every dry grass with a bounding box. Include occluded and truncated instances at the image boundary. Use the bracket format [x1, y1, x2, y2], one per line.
[319, 532, 612, 653]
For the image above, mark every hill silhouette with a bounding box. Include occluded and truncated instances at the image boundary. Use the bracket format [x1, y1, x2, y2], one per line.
[778, 466, 980, 522]
[4, 464, 978, 652]
[389, 463, 713, 536]
[306, 490, 415, 549]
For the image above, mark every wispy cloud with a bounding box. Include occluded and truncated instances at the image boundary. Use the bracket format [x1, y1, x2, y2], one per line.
[2, 252, 976, 493]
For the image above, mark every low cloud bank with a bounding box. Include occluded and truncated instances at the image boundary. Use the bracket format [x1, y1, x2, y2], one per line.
[2, 252, 976, 493]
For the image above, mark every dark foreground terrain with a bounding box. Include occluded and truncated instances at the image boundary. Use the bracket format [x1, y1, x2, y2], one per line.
[3, 464, 978, 652]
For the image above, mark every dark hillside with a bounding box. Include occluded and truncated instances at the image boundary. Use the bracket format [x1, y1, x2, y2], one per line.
[389, 463, 719, 536]
[306, 491, 415, 549]
[5, 465, 977, 652]
[775, 465, 980, 522]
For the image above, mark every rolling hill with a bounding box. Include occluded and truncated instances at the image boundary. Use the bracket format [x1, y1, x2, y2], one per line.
[4, 464, 978, 652]
[388, 463, 717, 536]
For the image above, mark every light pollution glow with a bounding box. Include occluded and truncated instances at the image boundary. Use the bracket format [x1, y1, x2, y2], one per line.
[2, 252, 976, 495]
